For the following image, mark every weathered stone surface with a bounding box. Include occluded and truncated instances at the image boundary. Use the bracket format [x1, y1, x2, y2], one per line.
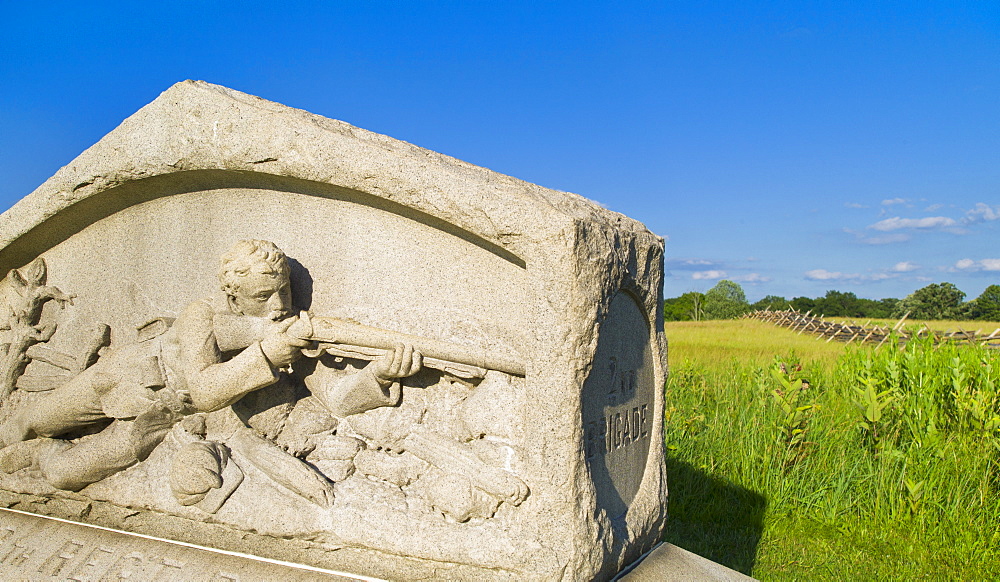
[0, 81, 668, 580]
[619, 543, 757, 581]
[0, 508, 359, 581]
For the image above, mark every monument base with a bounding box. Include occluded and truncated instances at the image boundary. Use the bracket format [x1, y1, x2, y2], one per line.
[617, 541, 757, 581]
[0, 492, 511, 581]
[1, 506, 758, 582]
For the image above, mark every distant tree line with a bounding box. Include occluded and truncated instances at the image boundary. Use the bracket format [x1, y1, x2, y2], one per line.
[665, 281, 1000, 322]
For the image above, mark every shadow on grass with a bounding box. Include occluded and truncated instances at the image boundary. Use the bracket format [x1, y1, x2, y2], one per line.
[663, 456, 767, 576]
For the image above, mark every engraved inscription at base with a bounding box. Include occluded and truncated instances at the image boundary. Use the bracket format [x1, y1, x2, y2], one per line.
[0, 509, 346, 581]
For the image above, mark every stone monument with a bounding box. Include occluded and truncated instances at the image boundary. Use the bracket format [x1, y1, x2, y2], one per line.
[0, 81, 668, 580]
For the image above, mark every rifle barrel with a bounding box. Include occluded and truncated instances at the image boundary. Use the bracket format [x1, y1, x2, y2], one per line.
[311, 317, 525, 377]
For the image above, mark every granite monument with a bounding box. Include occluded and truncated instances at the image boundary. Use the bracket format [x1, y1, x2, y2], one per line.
[0, 81, 668, 581]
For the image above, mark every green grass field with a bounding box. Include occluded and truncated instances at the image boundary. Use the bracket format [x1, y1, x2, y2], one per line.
[663, 320, 1000, 580]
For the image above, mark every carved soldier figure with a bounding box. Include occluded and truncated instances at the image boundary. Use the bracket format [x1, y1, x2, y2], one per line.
[0, 240, 421, 497]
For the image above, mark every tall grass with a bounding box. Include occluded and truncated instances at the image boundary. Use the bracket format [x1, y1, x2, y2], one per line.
[664, 322, 1000, 580]
[667, 319, 846, 370]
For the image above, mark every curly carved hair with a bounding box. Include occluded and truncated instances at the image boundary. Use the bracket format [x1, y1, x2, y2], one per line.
[218, 240, 290, 296]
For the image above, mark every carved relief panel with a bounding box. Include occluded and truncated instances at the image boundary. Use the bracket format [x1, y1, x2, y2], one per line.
[0, 81, 667, 581]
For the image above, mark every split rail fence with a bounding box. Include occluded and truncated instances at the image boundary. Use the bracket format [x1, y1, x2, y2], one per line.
[746, 309, 1000, 349]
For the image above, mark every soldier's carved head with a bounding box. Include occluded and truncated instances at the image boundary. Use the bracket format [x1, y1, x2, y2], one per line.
[219, 240, 292, 320]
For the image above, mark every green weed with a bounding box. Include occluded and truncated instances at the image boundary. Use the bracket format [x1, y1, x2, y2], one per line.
[663, 321, 1000, 580]
[769, 360, 818, 468]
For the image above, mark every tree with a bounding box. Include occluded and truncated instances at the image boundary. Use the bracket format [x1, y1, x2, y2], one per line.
[970, 285, 1000, 321]
[703, 280, 749, 319]
[687, 292, 706, 321]
[814, 290, 863, 317]
[893, 282, 968, 320]
[664, 291, 706, 321]
[789, 296, 816, 313]
[730, 290, 900, 318]
[874, 298, 900, 318]
[751, 295, 791, 311]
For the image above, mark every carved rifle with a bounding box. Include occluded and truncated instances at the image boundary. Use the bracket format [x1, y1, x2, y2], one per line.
[304, 316, 524, 379]
[213, 312, 525, 379]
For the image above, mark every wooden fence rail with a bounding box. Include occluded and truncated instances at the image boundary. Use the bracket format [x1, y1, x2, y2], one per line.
[745, 309, 1000, 348]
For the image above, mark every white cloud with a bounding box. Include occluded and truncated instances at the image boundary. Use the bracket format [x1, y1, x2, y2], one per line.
[869, 216, 957, 231]
[805, 269, 860, 281]
[804, 268, 904, 282]
[733, 273, 770, 283]
[666, 258, 720, 270]
[859, 233, 912, 245]
[844, 227, 910, 245]
[692, 270, 726, 280]
[954, 258, 1000, 272]
[891, 261, 920, 272]
[924, 204, 943, 212]
[965, 203, 1000, 223]
[881, 197, 909, 206]
[845, 202, 868, 209]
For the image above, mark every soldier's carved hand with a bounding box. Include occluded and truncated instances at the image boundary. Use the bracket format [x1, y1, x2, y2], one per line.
[260, 316, 312, 369]
[371, 343, 422, 385]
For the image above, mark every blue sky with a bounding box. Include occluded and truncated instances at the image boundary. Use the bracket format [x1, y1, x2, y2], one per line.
[2, 2, 998, 302]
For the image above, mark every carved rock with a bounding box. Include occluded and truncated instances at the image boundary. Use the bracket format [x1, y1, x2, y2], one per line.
[353, 448, 427, 487]
[0, 81, 667, 581]
[0, 258, 77, 399]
